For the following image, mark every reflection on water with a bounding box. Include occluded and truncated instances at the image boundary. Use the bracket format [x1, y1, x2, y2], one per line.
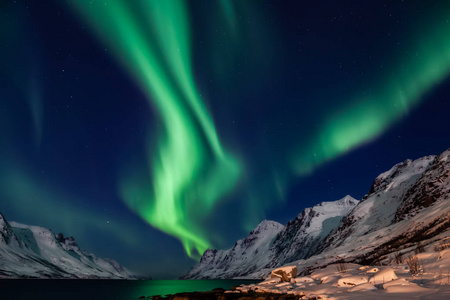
[132, 279, 261, 298]
[0, 279, 261, 299]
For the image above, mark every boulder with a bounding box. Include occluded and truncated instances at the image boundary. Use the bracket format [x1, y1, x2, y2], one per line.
[270, 266, 298, 282]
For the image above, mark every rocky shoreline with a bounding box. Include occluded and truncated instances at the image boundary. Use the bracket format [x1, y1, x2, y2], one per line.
[147, 288, 311, 299]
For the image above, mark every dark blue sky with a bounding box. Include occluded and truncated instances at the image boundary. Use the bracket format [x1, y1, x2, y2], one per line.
[1, 0, 450, 278]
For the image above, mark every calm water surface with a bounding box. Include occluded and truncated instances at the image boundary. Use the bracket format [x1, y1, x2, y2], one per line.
[1, 279, 261, 299]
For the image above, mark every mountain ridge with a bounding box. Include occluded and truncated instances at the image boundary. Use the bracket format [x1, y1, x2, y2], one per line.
[183, 195, 358, 279]
[184, 148, 450, 279]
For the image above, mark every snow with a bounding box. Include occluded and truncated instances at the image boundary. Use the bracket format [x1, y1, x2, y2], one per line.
[183, 220, 285, 279]
[236, 248, 450, 299]
[337, 276, 368, 286]
[368, 268, 398, 284]
[383, 278, 411, 288]
[348, 283, 377, 292]
[384, 284, 429, 293]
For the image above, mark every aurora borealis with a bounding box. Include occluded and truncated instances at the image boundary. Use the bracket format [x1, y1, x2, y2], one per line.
[1, 0, 450, 278]
[71, 0, 240, 259]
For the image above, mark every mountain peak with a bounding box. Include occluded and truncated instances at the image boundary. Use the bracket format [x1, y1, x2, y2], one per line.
[314, 195, 359, 210]
[339, 195, 358, 204]
[250, 220, 284, 235]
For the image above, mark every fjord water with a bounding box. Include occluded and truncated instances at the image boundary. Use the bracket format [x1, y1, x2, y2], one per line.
[1, 279, 261, 299]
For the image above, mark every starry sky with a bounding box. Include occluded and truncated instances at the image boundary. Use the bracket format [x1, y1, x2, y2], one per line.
[1, 0, 450, 279]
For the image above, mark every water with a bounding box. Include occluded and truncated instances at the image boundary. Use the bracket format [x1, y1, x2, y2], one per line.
[0, 279, 261, 299]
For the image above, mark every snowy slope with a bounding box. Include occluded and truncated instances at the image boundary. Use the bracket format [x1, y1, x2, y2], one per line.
[267, 195, 359, 268]
[184, 196, 358, 279]
[182, 220, 284, 279]
[0, 212, 137, 278]
[319, 155, 436, 251]
[283, 148, 450, 277]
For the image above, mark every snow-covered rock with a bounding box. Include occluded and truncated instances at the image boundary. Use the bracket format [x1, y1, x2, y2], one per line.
[0, 212, 137, 279]
[270, 265, 297, 282]
[369, 268, 397, 284]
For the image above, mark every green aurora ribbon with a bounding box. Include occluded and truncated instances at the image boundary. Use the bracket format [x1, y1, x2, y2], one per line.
[71, 0, 240, 259]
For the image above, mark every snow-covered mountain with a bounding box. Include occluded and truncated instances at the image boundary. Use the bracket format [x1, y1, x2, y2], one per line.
[318, 155, 436, 253]
[305, 150, 449, 269]
[0, 212, 137, 278]
[184, 148, 450, 279]
[183, 196, 358, 279]
[182, 220, 284, 279]
[267, 195, 359, 268]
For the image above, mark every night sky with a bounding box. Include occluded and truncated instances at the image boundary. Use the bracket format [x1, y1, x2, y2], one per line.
[1, 0, 450, 279]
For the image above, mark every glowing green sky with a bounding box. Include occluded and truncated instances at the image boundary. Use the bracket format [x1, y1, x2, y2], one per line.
[292, 13, 450, 175]
[72, 0, 239, 258]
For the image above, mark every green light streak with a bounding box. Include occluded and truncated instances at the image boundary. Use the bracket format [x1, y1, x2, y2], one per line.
[71, 0, 239, 258]
[293, 16, 450, 174]
[138, 0, 224, 157]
